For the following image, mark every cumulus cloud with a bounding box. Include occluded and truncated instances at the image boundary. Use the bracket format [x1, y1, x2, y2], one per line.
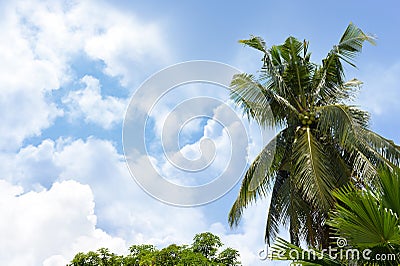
[209, 199, 280, 266]
[14, 139, 61, 190]
[83, 11, 170, 86]
[3, 137, 209, 244]
[0, 8, 63, 150]
[0, 0, 170, 150]
[152, 98, 273, 189]
[0, 179, 126, 266]
[15, 0, 170, 86]
[0, 134, 281, 265]
[53, 138, 210, 245]
[63, 75, 128, 129]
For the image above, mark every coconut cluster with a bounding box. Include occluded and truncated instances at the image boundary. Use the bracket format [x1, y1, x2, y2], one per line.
[299, 110, 319, 127]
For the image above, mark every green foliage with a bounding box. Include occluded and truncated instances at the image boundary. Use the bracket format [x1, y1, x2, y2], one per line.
[68, 232, 241, 266]
[177, 249, 211, 266]
[192, 232, 223, 259]
[229, 22, 400, 248]
[328, 167, 400, 265]
[155, 244, 182, 265]
[128, 244, 157, 265]
[269, 167, 400, 265]
[69, 248, 123, 266]
[216, 248, 241, 265]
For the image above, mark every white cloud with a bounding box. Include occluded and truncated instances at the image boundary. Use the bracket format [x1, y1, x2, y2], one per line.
[15, 0, 170, 86]
[0, 0, 170, 150]
[0, 179, 126, 266]
[52, 137, 209, 245]
[211, 200, 273, 266]
[4, 137, 209, 246]
[0, 7, 63, 150]
[0, 135, 283, 265]
[83, 11, 170, 86]
[14, 139, 61, 190]
[63, 75, 128, 129]
[155, 99, 273, 189]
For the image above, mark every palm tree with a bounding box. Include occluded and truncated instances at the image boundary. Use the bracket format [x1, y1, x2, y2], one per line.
[269, 166, 400, 265]
[228, 23, 400, 248]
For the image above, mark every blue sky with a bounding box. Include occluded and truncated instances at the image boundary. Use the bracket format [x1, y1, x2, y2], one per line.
[1, 1, 400, 265]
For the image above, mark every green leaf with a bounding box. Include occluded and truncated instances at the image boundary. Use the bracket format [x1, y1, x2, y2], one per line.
[239, 35, 267, 53]
[337, 22, 376, 63]
[230, 73, 299, 128]
[291, 128, 336, 210]
[228, 129, 290, 227]
[329, 184, 400, 248]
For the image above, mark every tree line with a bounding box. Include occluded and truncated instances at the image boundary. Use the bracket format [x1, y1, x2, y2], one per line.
[68, 232, 241, 265]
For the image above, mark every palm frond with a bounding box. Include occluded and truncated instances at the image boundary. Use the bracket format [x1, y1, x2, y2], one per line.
[265, 172, 289, 244]
[329, 185, 400, 248]
[314, 23, 375, 103]
[316, 104, 380, 183]
[228, 129, 290, 227]
[351, 147, 378, 185]
[313, 53, 345, 104]
[238, 36, 267, 53]
[291, 128, 336, 211]
[317, 104, 369, 145]
[265, 173, 320, 246]
[336, 22, 376, 65]
[358, 128, 400, 167]
[378, 166, 400, 219]
[230, 73, 299, 127]
[262, 42, 307, 110]
[349, 129, 400, 188]
[280, 37, 313, 106]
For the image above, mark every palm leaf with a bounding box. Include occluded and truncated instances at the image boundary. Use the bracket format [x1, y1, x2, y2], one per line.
[230, 73, 299, 127]
[264, 173, 317, 246]
[316, 104, 369, 147]
[316, 104, 381, 183]
[265, 172, 289, 244]
[329, 185, 400, 248]
[238, 35, 267, 53]
[358, 128, 400, 167]
[314, 23, 375, 103]
[291, 127, 336, 211]
[336, 22, 376, 65]
[279, 37, 312, 106]
[228, 129, 290, 227]
[378, 167, 400, 219]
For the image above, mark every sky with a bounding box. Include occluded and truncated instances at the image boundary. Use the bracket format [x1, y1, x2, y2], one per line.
[1, 0, 400, 265]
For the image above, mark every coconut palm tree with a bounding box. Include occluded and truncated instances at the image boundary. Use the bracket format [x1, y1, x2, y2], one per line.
[269, 166, 400, 265]
[228, 23, 400, 248]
